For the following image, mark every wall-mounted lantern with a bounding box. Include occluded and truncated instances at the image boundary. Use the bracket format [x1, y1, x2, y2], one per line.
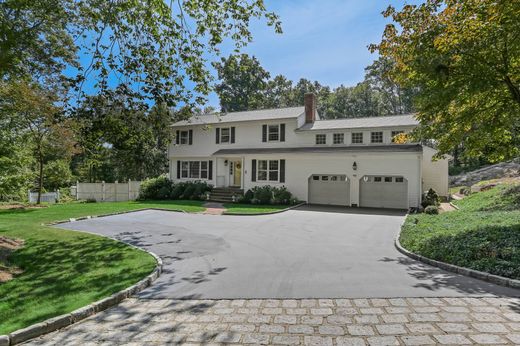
[352, 161, 358, 171]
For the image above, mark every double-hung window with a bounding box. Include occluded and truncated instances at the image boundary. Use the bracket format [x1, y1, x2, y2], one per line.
[220, 128, 230, 143]
[179, 130, 189, 144]
[268, 125, 280, 141]
[352, 132, 363, 144]
[371, 131, 383, 143]
[333, 133, 344, 144]
[315, 134, 326, 145]
[180, 160, 210, 179]
[257, 160, 279, 182]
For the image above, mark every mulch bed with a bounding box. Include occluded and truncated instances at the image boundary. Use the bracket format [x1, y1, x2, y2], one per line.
[0, 236, 24, 283]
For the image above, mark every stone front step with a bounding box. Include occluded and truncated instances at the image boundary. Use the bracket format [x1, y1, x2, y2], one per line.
[209, 187, 243, 202]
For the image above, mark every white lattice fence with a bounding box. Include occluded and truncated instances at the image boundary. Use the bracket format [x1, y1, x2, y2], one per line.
[73, 181, 141, 202]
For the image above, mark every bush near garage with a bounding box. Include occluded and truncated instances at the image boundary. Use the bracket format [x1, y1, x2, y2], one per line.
[424, 205, 439, 215]
[421, 188, 440, 208]
[241, 185, 297, 205]
[139, 175, 174, 200]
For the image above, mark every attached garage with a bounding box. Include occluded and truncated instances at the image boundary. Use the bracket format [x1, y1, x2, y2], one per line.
[359, 175, 408, 209]
[308, 174, 350, 206]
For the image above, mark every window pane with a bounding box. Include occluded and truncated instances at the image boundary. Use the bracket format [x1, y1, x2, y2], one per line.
[313, 176, 319, 180]
[333, 133, 344, 144]
[200, 161, 208, 179]
[269, 160, 279, 171]
[268, 125, 279, 141]
[385, 177, 392, 182]
[189, 161, 200, 178]
[269, 170, 278, 181]
[258, 160, 268, 170]
[395, 177, 404, 183]
[258, 171, 267, 181]
[374, 177, 382, 182]
[315, 134, 326, 144]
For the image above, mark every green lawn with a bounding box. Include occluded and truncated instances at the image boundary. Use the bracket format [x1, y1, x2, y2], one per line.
[0, 200, 205, 334]
[223, 203, 291, 214]
[400, 184, 520, 279]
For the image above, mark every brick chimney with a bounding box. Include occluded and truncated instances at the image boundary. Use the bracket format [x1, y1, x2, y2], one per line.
[304, 92, 316, 123]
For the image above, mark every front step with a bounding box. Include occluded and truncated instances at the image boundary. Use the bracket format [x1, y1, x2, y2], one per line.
[209, 187, 243, 202]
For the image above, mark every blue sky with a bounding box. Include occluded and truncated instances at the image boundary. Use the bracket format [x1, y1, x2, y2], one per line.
[205, 0, 421, 106]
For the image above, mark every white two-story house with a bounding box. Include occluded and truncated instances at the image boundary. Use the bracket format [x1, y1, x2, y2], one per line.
[168, 93, 448, 209]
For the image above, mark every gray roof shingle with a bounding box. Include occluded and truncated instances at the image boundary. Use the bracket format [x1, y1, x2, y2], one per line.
[297, 114, 418, 131]
[172, 106, 305, 126]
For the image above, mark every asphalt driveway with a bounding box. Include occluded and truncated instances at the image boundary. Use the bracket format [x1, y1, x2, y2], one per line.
[56, 206, 519, 299]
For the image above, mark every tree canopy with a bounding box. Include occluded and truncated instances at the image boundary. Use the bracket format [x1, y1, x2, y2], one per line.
[371, 0, 520, 161]
[0, 0, 281, 107]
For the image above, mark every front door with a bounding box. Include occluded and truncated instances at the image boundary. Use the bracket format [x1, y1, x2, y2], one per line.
[233, 161, 242, 187]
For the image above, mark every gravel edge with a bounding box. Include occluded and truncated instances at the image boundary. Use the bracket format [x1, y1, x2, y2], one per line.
[0, 235, 163, 346]
[395, 231, 520, 291]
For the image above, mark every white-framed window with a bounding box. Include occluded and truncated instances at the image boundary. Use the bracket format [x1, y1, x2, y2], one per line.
[352, 132, 363, 144]
[257, 159, 280, 182]
[220, 128, 231, 143]
[268, 125, 280, 141]
[371, 131, 383, 143]
[384, 176, 393, 182]
[333, 133, 344, 144]
[391, 130, 404, 142]
[315, 134, 326, 145]
[180, 130, 189, 144]
[181, 161, 189, 178]
[180, 160, 210, 179]
[374, 176, 382, 182]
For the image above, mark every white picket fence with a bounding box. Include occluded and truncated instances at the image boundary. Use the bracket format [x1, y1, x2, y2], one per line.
[72, 180, 142, 202]
[28, 190, 60, 204]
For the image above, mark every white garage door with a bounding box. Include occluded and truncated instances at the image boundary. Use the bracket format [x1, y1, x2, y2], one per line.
[308, 175, 350, 206]
[360, 176, 408, 209]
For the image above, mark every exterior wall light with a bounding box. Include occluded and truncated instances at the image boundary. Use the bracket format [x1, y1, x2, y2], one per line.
[352, 161, 357, 171]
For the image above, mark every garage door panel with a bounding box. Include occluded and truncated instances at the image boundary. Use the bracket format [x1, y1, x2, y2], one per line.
[360, 176, 408, 209]
[309, 175, 350, 206]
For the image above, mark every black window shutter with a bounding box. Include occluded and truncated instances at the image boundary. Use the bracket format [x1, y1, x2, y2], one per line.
[216, 128, 220, 144]
[176, 160, 181, 179]
[188, 130, 193, 145]
[208, 160, 213, 180]
[251, 159, 257, 182]
[280, 159, 286, 183]
[231, 127, 235, 143]
[262, 125, 267, 142]
[280, 124, 286, 142]
[176, 130, 180, 144]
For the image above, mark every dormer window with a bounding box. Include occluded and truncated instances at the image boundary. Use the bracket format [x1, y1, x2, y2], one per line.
[371, 131, 383, 143]
[315, 134, 326, 145]
[352, 132, 363, 144]
[333, 133, 344, 144]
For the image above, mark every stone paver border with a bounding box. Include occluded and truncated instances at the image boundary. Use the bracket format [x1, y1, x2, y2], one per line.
[0, 231, 163, 346]
[395, 233, 520, 290]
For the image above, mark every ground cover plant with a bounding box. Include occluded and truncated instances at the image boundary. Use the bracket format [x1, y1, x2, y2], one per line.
[400, 184, 520, 279]
[0, 199, 205, 334]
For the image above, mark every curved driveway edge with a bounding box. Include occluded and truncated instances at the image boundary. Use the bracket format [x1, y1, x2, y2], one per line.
[222, 202, 306, 216]
[395, 234, 520, 290]
[0, 234, 163, 346]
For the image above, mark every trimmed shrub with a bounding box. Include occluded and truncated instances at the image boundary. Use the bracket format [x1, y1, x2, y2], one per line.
[424, 205, 439, 215]
[252, 186, 273, 204]
[139, 175, 174, 200]
[241, 189, 254, 203]
[179, 181, 212, 200]
[421, 188, 440, 208]
[272, 186, 292, 205]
